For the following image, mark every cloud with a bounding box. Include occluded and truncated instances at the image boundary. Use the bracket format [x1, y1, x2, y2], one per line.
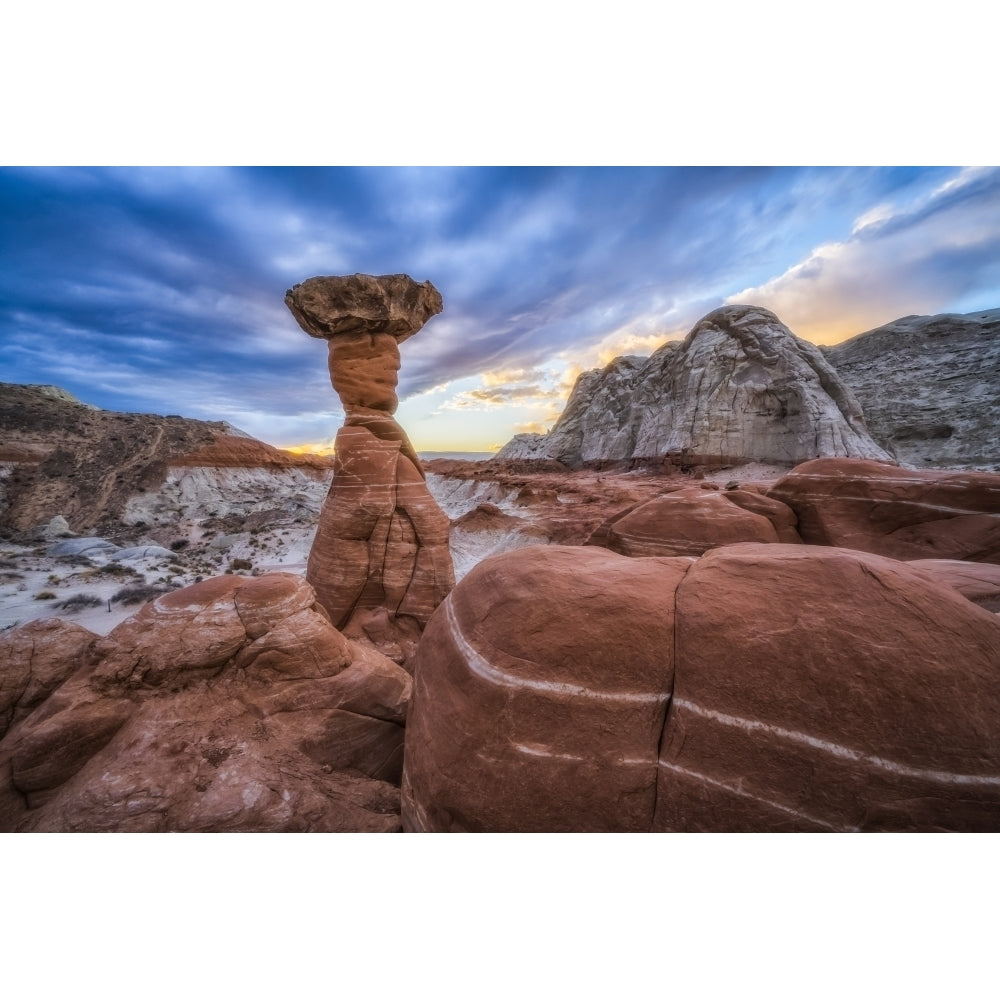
[514, 420, 553, 435]
[441, 384, 563, 410]
[2, 166, 998, 451]
[726, 167, 1000, 343]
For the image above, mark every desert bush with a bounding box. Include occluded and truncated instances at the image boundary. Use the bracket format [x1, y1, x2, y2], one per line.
[56, 592, 103, 612]
[92, 563, 139, 578]
[170, 539, 189, 551]
[55, 554, 95, 567]
[34, 590, 56, 601]
[229, 558, 252, 572]
[112, 583, 176, 606]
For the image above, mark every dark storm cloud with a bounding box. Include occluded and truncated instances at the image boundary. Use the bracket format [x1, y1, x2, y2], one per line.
[1, 165, 994, 443]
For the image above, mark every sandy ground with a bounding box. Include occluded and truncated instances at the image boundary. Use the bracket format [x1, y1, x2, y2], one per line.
[0, 525, 318, 636]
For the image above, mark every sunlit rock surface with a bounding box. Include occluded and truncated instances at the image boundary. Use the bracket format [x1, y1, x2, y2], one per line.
[497, 305, 889, 468]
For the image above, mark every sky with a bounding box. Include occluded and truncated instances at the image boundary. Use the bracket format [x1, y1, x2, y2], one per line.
[2, 165, 999, 453]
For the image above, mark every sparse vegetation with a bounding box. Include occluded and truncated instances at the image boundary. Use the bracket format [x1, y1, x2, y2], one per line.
[91, 563, 140, 578]
[112, 583, 176, 606]
[56, 592, 103, 612]
[55, 553, 95, 567]
[34, 590, 56, 600]
[229, 558, 253, 572]
[170, 539, 189, 551]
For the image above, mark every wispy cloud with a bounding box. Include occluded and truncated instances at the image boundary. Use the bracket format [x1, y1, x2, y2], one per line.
[726, 166, 1000, 342]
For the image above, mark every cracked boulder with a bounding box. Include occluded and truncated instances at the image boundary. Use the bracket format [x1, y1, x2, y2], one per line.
[401, 543, 1000, 832]
[0, 573, 411, 832]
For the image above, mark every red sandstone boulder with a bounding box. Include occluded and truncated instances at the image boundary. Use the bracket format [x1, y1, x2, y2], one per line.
[589, 485, 800, 557]
[0, 574, 411, 832]
[401, 543, 1000, 832]
[0, 619, 96, 738]
[402, 546, 690, 832]
[907, 559, 1000, 612]
[768, 458, 1000, 562]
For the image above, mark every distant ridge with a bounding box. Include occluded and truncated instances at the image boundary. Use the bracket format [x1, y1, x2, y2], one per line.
[0, 382, 333, 532]
[496, 305, 889, 469]
[495, 306, 1000, 473]
[823, 308, 1000, 471]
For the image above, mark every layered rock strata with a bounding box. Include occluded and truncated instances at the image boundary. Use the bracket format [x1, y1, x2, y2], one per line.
[823, 309, 1000, 471]
[0, 383, 334, 533]
[496, 305, 890, 468]
[401, 544, 1000, 832]
[768, 458, 1000, 563]
[285, 274, 454, 633]
[0, 574, 411, 832]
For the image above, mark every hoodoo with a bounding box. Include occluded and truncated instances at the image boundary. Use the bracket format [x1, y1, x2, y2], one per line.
[284, 274, 455, 639]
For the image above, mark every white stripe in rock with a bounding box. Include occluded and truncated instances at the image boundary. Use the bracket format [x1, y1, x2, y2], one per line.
[657, 761, 855, 832]
[513, 743, 586, 761]
[444, 596, 669, 705]
[673, 698, 1000, 787]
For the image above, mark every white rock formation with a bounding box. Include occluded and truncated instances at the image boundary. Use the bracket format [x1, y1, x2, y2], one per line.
[123, 466, 332, 527]
[822, 309, 1000, 471]
[498, 305, 890, 468]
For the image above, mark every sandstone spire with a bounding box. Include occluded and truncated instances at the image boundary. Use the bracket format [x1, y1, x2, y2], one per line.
[285, 274, 454, 645]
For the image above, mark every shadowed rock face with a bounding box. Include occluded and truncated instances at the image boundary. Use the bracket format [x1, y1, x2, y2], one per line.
[401, 544, 1000, 832]
[285, 273, 443, 343]
[823, 309, 1000, 471]
[285, 274, 454, 641]
[768, 458, 1000, 563]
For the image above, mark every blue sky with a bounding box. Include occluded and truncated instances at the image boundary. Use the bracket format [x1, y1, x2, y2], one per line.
[2, 165, 999, 452]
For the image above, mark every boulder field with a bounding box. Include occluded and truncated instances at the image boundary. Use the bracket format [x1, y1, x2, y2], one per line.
[401, 544, 1000, 832]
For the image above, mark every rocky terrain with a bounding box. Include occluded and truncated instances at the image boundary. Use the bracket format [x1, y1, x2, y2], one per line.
[0, 382, 334, 534]
[823, 308, 1000, 471]
[497, 305, 890, 469]
[497, 305, 999, 473]
[0, 574, 409, 831]
[2, 287, 999, 833]
[402, 541, 1000, 833]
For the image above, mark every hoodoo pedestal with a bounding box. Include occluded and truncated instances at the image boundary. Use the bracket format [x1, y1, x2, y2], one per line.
[285, 274, 454, 642]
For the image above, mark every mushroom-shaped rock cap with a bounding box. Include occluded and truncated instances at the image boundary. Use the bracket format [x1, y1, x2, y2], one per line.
[285, 273, 443, 343]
